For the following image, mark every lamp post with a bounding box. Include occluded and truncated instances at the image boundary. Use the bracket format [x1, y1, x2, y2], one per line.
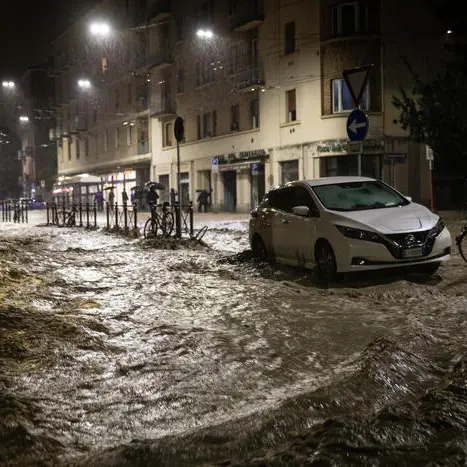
[2, 81, 15, 89]
[78, 79, 92, 90]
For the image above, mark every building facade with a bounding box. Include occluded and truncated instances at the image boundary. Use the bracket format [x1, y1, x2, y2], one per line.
[51, 0, 445, 210]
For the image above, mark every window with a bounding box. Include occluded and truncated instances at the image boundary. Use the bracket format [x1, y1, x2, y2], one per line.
[332, 79, 369, 113]
[229, 45, 239, 75]
[203, 112, 212, 137]
[284, 21, 296, 54]
[268, 186, 318, 214]
[212, 110, 217, 137]
[280, 160, 299, 184]
[85, 136, 89, 158]
[104, 129, 108, 152]
[164, 122, 173, 147]
[320, 155, 381, 179]
[68, 138, 72, 160]
[286, 89, 297, 122]
[76, 137, 80, 159]
[128, 83, 132, 106]
[127, 125, 133, 145]
[332, 2, 368, 36]
[115, 87, 120, 111]
[197, 115, 201, 139]
[250, 99, 259, 128]
[177, 68, 184, 93]
[230, 104, 240, 131]
[115, 127, 120, 148]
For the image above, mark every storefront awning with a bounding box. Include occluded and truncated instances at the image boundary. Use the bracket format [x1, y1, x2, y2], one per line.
[218, 160, 262, 172]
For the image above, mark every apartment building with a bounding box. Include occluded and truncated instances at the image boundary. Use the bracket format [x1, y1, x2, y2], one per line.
[51, 0, 445, 210]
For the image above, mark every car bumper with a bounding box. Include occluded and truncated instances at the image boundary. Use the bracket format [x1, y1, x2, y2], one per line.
[335, 228, 452, 272]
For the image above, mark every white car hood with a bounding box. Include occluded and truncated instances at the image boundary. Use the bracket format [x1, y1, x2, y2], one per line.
[328, 202, 437, 233]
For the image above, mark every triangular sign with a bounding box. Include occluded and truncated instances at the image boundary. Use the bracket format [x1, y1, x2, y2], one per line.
[343, 65, 373, 108]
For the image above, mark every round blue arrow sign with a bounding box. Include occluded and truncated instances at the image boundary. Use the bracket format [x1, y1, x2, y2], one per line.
[346, 109, 368, 141]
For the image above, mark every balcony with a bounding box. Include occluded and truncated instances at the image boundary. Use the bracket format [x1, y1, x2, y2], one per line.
[230, 0, 264, 32]
[147, 47, 173, 70]
[150, 97, 176, 118]
[138, 140, 150, 154]
[231, 67, 265, 92]
[148, 0, 171, 23]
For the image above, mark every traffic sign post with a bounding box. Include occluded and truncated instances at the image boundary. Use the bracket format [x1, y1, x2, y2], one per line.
[343, 65, 373, 176]
[426, 145, 435, 211]
[173, 116, 184, 237]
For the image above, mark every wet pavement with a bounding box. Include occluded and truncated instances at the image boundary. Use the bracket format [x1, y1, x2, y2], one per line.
[2, 211, 467, 466]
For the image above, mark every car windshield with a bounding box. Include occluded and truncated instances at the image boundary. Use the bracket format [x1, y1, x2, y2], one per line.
[311, 180, 410, 212]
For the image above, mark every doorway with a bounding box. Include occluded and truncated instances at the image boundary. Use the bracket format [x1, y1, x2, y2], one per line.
[250, 163, 265, 208]
[223, 170, 237, 212]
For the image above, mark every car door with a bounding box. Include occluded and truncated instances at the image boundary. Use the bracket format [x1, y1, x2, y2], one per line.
[284, 186, 321, 268]
[268, 187, 294, 262]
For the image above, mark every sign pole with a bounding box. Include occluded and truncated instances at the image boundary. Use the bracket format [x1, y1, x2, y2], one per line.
[176, 140, 181, 237]
[429, 159, 434, 211]
[358, 141, 363, 176]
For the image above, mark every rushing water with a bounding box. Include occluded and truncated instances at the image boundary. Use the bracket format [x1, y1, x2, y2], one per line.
[2, 214, 467, 465]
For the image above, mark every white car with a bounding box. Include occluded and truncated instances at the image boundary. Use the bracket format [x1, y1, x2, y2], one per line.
[249, 176, 451, 279]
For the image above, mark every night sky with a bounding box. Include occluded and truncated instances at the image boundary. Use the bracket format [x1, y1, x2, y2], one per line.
[0, 0, 99, 77]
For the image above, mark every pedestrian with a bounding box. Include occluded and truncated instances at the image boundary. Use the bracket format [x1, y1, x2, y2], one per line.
[95, 191, 104, 211]
[108, 189, 115, 210]
[197, 189, 209, 213]
[122, 189, 129, 204]
[146, 185, 159, 208]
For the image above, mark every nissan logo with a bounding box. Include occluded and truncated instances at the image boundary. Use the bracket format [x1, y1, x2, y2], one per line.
[404, 234, 416, 247]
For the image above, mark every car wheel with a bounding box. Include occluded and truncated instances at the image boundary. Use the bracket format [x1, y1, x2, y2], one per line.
[414, 262, 441, 275]
[315, 240, 338, 281]
[252, 235, 268, 261]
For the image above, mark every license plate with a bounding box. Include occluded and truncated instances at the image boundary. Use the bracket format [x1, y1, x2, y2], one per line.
[403, 247, 423, 259]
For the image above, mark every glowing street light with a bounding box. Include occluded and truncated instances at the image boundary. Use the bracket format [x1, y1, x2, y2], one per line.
[19, 116, 29, 123]
[446, 29, 453, 34]
[197, 29, 213, 38]
[78, 79, 92, 89]
[90, 22, 111, 37]
[2, 81, 15, 88]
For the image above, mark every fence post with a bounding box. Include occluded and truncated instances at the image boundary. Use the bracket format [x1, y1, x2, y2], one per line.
[189, 201, 194, 237]
[86, 203, 90, 228]
[115, 203, 119, 230]
[79, 202, 83, 227]
[106, 202, 110, 229]
[46, 202, 50, 225]
[123, 202, 128, 230]
[174, 201, 181, 238]
[24, 200, 28, 224]
[93, 202, 97, 229]
[133, 203, 138, 231]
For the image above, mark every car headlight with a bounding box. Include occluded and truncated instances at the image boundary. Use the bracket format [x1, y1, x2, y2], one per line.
[428, 218, 445, 239]
[335, 225, 384, 243]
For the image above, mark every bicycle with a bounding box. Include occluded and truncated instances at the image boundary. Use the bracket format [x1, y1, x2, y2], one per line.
[456, 224, 467, 262]
[143, 202, 174, 238]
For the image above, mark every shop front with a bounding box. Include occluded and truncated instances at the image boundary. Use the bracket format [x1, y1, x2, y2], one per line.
[212, 149, 268, 212]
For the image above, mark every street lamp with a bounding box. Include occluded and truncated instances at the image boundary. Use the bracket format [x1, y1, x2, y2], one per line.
[78, 79, 92, 89]
[90, 22, 111, 37]
[197, 29, 214, 38]
[2, 81, 15, 89]
[19, 116, 29, 123]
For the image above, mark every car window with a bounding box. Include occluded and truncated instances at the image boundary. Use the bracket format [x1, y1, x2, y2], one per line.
[293, 186, 319, 214]
[312, 181, 409, 212]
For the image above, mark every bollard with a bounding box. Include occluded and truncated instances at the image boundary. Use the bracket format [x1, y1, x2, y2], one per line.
[115, 203, 119, 229]
[189, 201, 194, 237]
[61, 203, 66, 227]
[175, 201, 181, 238]
[106, 202, 110, 229]
[46, 203, 50, 225]
[93, 203, 97, 229]
[133, 203, 138, 231]
[24, 201, 28, 224]
[79, 203, 83, 227]
[123, 202, 128, 230]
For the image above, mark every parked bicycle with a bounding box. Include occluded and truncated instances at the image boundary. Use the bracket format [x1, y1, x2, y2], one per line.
[456, 224, 467, 262]
[144, 202, 174, 238]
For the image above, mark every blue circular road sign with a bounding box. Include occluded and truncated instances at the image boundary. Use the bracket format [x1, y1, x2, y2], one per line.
[346, 109, 368, 141]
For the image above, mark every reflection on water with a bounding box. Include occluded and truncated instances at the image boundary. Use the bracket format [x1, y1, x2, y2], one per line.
[1, 221, 467, 466]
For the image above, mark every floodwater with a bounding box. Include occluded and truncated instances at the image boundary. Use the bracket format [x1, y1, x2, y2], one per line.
[2, 212, 467, 466]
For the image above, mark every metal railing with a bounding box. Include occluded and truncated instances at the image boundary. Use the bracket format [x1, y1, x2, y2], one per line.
[1, 200, 29, 224]
[47, 202, 98, 229]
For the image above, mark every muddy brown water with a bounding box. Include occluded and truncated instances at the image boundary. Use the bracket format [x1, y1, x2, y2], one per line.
[1, 216, 467, 466]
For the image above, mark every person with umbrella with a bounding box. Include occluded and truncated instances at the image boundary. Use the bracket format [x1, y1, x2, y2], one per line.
[108, 188, 115, 210]
[146, 184, 159, 207]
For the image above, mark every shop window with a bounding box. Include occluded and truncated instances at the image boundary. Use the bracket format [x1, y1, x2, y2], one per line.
[280, 160, 299, 184]
[286, 89, 297, 122]
[320, 155, 381, 178]
[332, 79, 369, 113]
[332, 2, 368, 37]
[284, 21, 296, 54]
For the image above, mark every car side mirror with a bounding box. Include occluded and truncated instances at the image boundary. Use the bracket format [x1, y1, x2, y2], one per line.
[292, 205, 311, 217]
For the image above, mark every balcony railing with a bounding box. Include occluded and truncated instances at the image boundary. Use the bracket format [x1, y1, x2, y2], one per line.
[230, 0, 264, 31]
[150, 97, 176, 117]
[138, 141, 149, 154]
[148, 0, 171, 22]
[147, 47, 173, 70]
[231, 67, 265, 92]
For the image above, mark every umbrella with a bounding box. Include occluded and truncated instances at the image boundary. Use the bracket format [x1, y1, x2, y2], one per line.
[104, 186, 115, 191]
[145, 181, 166, 190]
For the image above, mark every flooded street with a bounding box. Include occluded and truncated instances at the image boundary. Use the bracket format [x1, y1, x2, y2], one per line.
[3, 211, 467, 465]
